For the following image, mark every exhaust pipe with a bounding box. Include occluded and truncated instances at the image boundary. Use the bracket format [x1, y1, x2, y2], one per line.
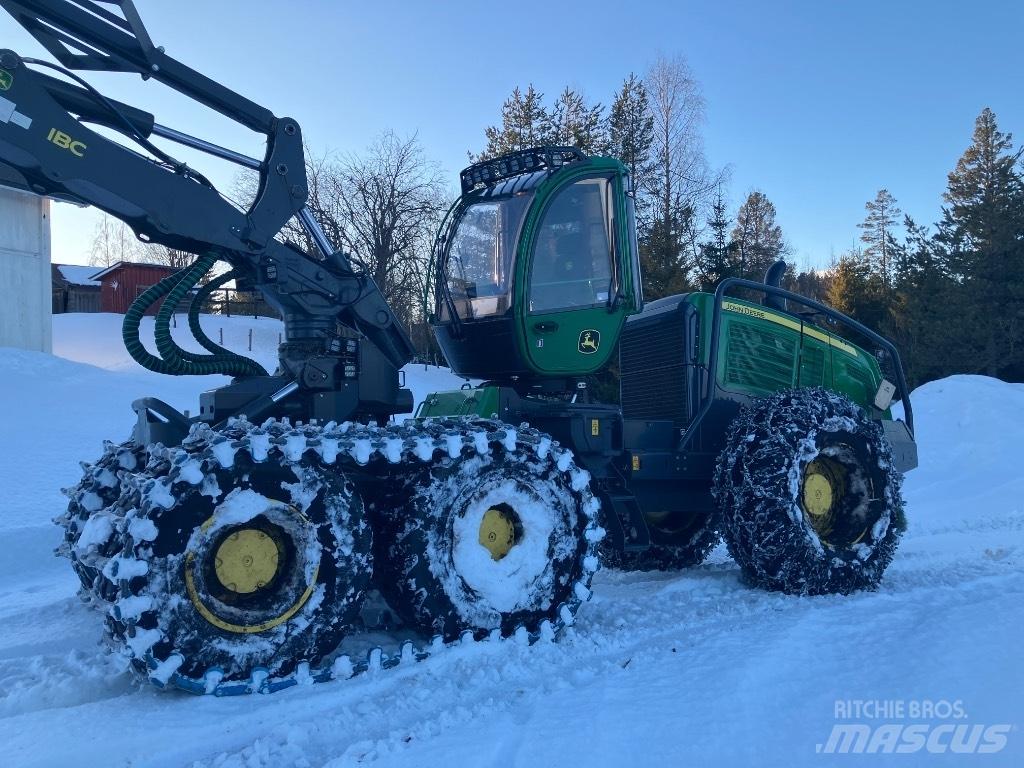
[763, 260, 788, 311]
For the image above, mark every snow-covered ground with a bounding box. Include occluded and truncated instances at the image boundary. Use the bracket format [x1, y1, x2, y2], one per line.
[0, 314, 1021, 767]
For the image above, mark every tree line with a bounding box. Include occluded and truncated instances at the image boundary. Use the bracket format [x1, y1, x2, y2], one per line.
[826, 107, 1024, 386]
[84, 56, 1023, 388]
[474, 68, 1024, 387]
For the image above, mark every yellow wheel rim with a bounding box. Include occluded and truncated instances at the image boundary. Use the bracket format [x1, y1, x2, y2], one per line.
[800, 457, 849, 544]
[184, 507, 319, 634]
[802, 471, 834, 519]
[478, 507, 517, 561]
[213, 528, 279, 594]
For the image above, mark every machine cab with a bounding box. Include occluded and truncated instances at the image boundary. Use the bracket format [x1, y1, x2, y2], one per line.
[433, 147, 642, 381]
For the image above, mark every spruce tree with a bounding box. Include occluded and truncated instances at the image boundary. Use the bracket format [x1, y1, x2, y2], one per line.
[696, 189, 736, 290]
[935, 107, 1024, 378]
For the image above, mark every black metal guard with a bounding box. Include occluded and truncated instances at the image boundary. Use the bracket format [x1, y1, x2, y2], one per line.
[680, 278, 915, 450]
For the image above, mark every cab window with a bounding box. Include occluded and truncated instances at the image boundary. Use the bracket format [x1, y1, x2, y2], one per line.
[444, 192, 532, 320]
[529, 176, 614, 313]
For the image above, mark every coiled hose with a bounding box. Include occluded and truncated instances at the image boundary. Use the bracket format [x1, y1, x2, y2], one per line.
[122, 253, 268, 377]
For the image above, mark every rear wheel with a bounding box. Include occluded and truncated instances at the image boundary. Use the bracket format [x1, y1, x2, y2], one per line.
[713, 387, 905, 595]
[374, 424, 600, 642]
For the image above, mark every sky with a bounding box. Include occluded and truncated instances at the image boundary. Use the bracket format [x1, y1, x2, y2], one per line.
[3, 0, 1022, 270]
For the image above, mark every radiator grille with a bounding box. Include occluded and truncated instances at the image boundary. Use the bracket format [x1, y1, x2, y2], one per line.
[724, 322, 796, 391]
[620, 310, 688, 427]
[799, 344, 826, 386]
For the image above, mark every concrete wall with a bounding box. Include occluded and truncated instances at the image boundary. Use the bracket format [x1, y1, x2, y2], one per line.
[0, 187, 51, 352]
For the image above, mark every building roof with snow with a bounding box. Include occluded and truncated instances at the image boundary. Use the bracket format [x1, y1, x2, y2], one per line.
[90, 260, 177, 281]
[54, 264, 102, 287]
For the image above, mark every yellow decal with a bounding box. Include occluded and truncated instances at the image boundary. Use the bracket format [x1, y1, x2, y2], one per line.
[631, 454, 641, 471]
[47, 127, 86, 157]
[578, 329, 601, 354]
[591, 418, 600, 436]
[722, 300, 858, 355]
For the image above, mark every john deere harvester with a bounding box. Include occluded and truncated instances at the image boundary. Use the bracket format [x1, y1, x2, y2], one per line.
[0, 1, 916, 696]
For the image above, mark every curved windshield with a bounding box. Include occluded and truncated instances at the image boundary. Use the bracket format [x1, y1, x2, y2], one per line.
[442, 191, 533, 320]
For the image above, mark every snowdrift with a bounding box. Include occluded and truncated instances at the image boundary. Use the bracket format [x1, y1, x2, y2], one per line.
[0, 316, 1020, 767]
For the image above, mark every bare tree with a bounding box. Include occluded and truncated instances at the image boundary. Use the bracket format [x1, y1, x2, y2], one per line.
[88, 214, 145, 266]
[235, 133, 450, 339]
[641, 54, 724, 296]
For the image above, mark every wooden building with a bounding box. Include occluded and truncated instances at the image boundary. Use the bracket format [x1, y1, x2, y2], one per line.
[51, 264, 102, 313]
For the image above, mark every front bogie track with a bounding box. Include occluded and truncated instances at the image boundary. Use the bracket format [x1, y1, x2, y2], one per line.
[60, 416, 603, 695]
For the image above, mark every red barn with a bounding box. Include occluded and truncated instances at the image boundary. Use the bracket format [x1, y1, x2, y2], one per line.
[93, 261, 179, 315]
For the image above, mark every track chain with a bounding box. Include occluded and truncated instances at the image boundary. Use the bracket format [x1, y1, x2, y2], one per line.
[60, 415, 603, 695]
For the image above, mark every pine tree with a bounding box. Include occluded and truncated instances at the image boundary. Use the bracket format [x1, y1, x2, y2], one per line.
[857, 189, 903, 288]
[935, 107, 1024, 378]
[472, 85, 549, 161]
[730, 190, 787, 280]
[608, 74, 655, 186]
[543, 87, 608, 155]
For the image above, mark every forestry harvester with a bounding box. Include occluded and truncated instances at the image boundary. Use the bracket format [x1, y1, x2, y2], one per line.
[0, 0, 917, 695]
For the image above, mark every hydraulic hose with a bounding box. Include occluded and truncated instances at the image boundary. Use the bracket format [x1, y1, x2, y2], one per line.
[122, 254, 267, 377]
[154, 255, 267, 377]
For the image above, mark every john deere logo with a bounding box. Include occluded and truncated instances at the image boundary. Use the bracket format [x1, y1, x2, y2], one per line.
[0, 69, 12, 91]
[578, 329, 600, 354]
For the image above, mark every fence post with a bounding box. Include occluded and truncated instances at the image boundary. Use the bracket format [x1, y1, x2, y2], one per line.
[248, 327, 253, 352]
[219, 327, 223, 345]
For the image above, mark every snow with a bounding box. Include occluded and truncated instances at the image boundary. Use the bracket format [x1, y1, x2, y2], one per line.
[55, 264, 101, 287]
[451, 480, 559, 613]
[0, 310, 1021, 766]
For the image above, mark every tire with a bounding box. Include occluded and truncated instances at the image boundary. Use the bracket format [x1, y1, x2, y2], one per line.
[374, 424, 599, 642]
[59, 440, 147, 598]
[601, 510, 720, 571]
[713, 387, 905, 595]
[104, 430, 373, 686]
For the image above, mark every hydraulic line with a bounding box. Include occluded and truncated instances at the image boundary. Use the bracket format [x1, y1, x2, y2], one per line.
[154, 255, 266, 377]
[122, 254, 266, 377]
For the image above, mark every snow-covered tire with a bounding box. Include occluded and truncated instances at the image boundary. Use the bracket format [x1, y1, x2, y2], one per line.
[713, 387, 905, 595]
[374, 424, 601, 642]
[602, 510, 720, 571]
[59, 440, 147, 599]
[103, 427, 372, 687]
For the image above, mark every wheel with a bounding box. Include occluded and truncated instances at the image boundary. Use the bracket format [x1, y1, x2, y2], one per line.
[59, 440, 147, 598]
[374, 422, 600, 642]
[601, 509, 720, 571]
[713, 387, 905, 595]
[103, 428, 372, 687]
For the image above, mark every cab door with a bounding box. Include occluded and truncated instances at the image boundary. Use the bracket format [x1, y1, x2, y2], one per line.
[519, 170, 637, 375]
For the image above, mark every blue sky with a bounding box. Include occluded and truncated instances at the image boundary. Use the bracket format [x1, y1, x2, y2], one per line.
[4, 0, 1022, 268]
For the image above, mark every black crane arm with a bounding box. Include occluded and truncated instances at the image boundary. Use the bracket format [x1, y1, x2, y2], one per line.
[0, 0, 415, 372]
